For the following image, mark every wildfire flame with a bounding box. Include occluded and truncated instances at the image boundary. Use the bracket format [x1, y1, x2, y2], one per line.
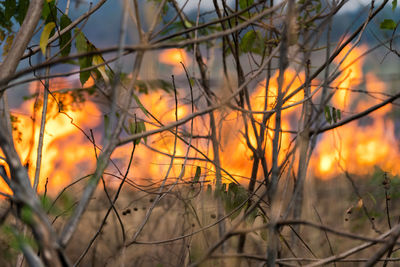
[314, 44, 399, 178]
[0, 78, 101, 194]
[159, 49, 191, 74]
[0, 43, 398, 196]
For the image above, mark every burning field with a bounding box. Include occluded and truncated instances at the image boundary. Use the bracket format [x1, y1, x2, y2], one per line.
[1, 41, 400, 266]
[1, 44, 398, 196]
[3, 1, 400, 266]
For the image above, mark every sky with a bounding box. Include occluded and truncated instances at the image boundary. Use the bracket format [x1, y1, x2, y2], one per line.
[176, 0, 379, 13]
[343, 0, 381, 12]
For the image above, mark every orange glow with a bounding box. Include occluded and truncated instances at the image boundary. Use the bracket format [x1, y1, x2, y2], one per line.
[319, 154, 335, 174]
[159, 49, 191, 74]
[332, 44, 368, 109]
[313, 44, 400, 178]
[0, 78, 101, 195]
[1, 42, 399, 197]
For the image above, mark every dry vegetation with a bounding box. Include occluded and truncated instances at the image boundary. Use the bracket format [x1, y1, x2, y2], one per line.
[1, 0, 400, 266]
[2, 171, 400, 266]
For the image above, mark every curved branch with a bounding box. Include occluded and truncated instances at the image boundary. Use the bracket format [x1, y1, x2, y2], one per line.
[312, 91, 400, 135]
[0, 0, 44, 87]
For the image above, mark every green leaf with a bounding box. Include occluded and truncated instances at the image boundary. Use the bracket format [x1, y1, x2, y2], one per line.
[59, 14, 72, 57]
[80, 59, 93, 86]
[132, 93, 148, 116]
[240, 30, 265, 55]
[15, 0, 29, 25]
[129, 120, 147, 145]
[332, 107, 337, 123]
[380, 19, 397, 30]
[337, 109, 341, 120]
[42, 1, 50, 20]
[393, 0, 398, 11]
[183, 19, 192, 28]
[40, 22, 56, 55]
[324, 106, 332, 124]
[4, 0, 16, 21]
[193, 166, 201, 183]
[92, 55, 108, 81]
[240, 31, 257, 53]
[75, 29, 87, 53]
[41, 0, 56, 22]
[75, 29, 92, 85]
[239, 0, 253, 9]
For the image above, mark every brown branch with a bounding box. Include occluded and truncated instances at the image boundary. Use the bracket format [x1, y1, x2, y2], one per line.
[312, 90, 400, 135]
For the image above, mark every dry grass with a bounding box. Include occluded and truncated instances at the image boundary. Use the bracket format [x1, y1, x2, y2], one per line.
[1, 170, 400, 266]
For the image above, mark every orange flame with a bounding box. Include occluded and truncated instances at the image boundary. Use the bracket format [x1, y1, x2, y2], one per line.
[159, 49, 191, 74]
[0, 78, 101, 195]
[313, 44, 399, 178]
[331, 44, 368, 110]
[0, 42, 398, 196]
